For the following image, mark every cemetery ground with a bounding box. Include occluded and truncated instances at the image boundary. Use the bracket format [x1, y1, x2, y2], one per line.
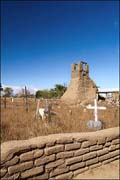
[1, 97, 119, 143]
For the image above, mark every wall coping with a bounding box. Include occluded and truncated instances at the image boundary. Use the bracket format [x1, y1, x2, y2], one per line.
[1, 127, 119, 164]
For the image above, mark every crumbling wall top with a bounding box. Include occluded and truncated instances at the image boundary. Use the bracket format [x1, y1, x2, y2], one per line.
[71, 61, 89, 78]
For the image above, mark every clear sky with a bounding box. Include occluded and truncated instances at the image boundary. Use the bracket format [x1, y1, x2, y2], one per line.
[1, 1, 119, 90]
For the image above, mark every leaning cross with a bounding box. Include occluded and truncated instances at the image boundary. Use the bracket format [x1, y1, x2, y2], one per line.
[86, 99, 106, 129]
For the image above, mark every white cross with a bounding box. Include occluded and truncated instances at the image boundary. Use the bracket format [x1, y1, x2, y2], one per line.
[86, 99, 106, 122]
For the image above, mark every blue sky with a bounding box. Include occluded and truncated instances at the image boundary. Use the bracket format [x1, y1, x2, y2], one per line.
[1, 1, 119, 90]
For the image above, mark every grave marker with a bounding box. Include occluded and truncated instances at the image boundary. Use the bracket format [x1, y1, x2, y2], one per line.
[45, 99, 51, 122]
[35, 99, 51, 121]
[86, 99, 106, 129]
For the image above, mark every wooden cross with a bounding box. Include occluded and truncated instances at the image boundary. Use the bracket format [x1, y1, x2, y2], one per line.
[45, 99, 48, 112]
[35, 99, 51, 121]
[45, 99, 51, 121]
[86, 99, 106, 122]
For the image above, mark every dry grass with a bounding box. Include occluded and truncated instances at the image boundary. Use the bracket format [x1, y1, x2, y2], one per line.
[1, 97, 119, 143]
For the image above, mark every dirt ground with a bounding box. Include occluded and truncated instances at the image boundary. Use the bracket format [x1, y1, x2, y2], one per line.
[74, 160, 119, 179]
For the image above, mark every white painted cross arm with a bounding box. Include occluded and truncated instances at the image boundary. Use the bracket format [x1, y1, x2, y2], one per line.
[86, 99, 106, 122]
[86, 105, 106, 110]
[86, 99, 106, 110]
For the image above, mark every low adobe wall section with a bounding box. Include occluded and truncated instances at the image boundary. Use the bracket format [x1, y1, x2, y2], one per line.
[1, 127, 120, 179]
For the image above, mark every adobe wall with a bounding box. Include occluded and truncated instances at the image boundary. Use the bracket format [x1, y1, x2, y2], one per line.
[1, 127, 119, 179]
[61, 62, 98, 104]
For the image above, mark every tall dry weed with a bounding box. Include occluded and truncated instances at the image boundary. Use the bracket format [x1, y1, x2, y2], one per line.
[1, 97, 119, 143]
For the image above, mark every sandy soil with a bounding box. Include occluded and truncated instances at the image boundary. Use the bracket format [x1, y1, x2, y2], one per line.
[74, 160, 119, 179]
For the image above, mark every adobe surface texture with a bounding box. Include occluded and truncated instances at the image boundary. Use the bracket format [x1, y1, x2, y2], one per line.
[61, 61, 98, 104]
[74, 159, 119, 179]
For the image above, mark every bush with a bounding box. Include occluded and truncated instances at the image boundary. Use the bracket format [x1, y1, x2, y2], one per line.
[35, 84, 67, 99]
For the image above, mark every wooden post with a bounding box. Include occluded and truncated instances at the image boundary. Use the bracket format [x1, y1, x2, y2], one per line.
[25, 86, 28, 112]
[45, 99, 51, 122]
[4, 96, 6, 109]
[47, 104, 51, 122]
[34, 99, 40, 119]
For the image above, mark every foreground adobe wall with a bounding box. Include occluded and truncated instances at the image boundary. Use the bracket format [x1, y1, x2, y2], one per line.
[1, 127, 119, 179]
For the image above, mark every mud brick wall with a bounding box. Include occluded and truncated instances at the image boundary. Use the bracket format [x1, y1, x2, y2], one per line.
[1, 127, 119, 179]
[61, 62, 98, 104]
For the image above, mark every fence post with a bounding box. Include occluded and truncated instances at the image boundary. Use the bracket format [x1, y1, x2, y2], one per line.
[25, 86, 28, 112]
[4, 96, 6, 109]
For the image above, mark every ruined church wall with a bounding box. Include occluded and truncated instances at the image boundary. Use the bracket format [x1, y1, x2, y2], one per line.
[62, 76, 97, 103]
[62, 62, 98, 104]
[1, 127, 119, 179]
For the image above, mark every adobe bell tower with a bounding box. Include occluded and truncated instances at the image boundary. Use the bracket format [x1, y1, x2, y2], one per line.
[61, 61, 98, 104]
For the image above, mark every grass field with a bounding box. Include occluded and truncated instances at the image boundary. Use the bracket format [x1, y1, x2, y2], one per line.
[1, 97, 119, 143]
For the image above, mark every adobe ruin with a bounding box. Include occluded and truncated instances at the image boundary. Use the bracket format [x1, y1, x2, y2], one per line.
[61, 61, 98, 104]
